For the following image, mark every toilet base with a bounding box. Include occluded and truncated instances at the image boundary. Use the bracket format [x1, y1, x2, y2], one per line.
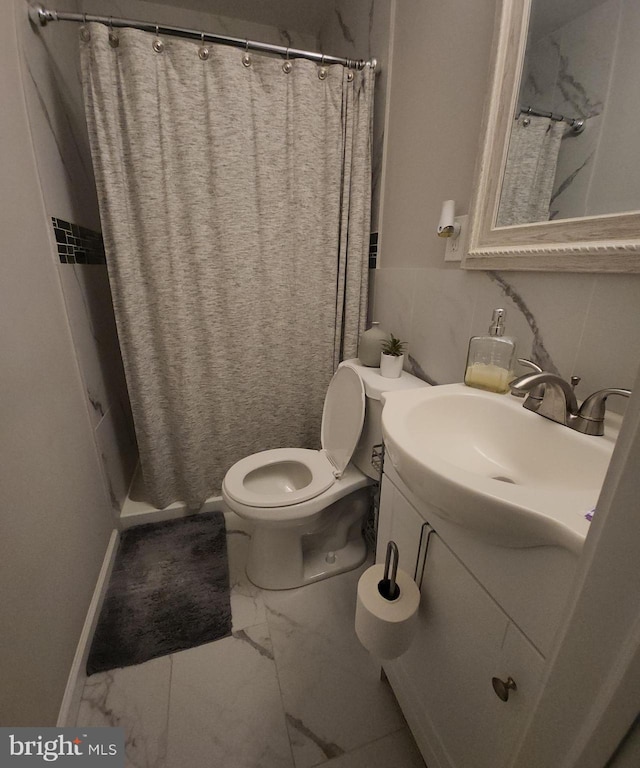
[245, 487, 370, 590]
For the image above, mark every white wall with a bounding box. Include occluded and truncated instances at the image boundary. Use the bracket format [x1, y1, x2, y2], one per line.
[0, 1, 115, 725]
[374, 0, 640, 414]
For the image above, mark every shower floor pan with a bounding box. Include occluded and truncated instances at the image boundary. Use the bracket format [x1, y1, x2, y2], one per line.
[120, 464, 224, 529]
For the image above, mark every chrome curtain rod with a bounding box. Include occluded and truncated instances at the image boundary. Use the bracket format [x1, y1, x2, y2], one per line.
[519, 106, 585, 134]
[28, 4, 376, 71]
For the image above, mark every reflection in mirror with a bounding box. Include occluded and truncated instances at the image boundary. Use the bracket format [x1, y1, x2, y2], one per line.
[496, 0, 640, 227]
[466, 0, 640, 272]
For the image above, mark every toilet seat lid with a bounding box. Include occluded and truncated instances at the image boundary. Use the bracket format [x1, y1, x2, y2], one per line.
[321, 365, 366, 476]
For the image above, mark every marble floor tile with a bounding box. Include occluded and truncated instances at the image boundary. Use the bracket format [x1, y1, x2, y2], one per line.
[76, 655, 172, 768]
[321, 728, 426, 768]
[165, 624, 294, 768]
[75, 516, 423, 768]
[262, 564, 406, 768]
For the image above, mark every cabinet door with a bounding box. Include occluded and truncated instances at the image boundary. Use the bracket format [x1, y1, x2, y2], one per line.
[376, 477, 426, 578]
[385, 534, 544, 768]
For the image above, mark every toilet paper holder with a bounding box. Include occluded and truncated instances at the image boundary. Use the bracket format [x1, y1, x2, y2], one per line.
[414, 522, 435, 586]
[378, 541, 401, 600]
[379, 525, 436, 602]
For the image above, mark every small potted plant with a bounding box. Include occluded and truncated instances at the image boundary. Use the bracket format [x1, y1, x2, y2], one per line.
[380, 334, 406, 378]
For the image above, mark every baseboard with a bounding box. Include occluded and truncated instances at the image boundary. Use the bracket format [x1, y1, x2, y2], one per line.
[56, 529, 120, 726]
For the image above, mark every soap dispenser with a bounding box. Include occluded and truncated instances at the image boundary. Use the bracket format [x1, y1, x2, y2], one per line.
[464, 308, 516, 394]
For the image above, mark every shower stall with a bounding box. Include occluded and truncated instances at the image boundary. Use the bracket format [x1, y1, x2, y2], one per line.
[22, 0, 391, 525]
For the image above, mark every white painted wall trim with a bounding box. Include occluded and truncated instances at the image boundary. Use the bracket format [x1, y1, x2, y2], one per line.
[56, 529, 119, 727]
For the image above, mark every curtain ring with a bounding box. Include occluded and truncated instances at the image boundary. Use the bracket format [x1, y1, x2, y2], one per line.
[242, 39, 252, 67]
[282, 47, 292, 74]
[318, 54, 328, 80]
[108, 16, 119, 48]
[198, 31, 210, 60]
[79, 12, 90, 41]
[152, 23, 164, 52]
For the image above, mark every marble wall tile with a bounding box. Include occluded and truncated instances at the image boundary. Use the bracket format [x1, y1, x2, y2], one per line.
[550, 0, 619, 118]
[550, 115, 601, 220]
[262, 564, 405, 768]
[369, 268, 418, 354]
[80, 0, 318, 51]
[95, 403, 139, 512]
[372, 259, 637, 436]
[56, 266, 127, 428]
[76, 655, 172, 768]
[572, 274, 640, 412]
[519, 0, 622, 220]
[408, 267, 481, 385]
[520, 35, 559, 110]
[319, 0, 392, 230]
[372, 261, 638, 427]
[546, 1, 621, 218]
[19, 0, 100, 230]
[470, 271, 596, 380]
[18, 1, 137, 511]
[586, 0, 640, 216]
[166, 626, 294, 768]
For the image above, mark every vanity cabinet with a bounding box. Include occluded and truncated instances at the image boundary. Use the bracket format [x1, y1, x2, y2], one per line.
[377, 472, 545, 768]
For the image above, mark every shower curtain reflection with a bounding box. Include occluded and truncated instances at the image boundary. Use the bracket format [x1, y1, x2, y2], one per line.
[496, 115, 566, 226]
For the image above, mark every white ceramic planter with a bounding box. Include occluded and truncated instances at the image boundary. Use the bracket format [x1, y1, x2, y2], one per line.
[380, 353, 404, 378]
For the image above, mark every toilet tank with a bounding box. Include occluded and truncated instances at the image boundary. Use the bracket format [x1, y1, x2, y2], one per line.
[339, 359, 430, 480]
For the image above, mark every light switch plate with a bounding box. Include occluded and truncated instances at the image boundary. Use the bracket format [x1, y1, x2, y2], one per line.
[444, 214, 468, 262]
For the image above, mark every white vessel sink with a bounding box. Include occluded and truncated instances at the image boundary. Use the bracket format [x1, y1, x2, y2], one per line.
[381, 384, 616, 553]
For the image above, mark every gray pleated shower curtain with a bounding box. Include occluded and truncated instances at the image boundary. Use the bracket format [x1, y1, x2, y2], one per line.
[80, 24, 373, 509]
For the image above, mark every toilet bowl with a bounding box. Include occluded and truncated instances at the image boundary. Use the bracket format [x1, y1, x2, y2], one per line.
[222, 360, 429, 590]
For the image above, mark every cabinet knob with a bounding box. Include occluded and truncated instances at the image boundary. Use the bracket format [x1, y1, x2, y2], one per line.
[492, 676, 517, 702]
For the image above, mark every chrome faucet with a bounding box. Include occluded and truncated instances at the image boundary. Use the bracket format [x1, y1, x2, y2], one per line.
[575, 388, 633, 435]
[510, 358, 543, 399]
[509, 372, 631, 436]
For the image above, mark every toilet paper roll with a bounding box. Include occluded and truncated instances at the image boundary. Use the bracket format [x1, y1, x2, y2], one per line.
[355, 563, 420, 660]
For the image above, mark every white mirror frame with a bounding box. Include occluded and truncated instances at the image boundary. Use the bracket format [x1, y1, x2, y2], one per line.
[465, 0, 640, 273]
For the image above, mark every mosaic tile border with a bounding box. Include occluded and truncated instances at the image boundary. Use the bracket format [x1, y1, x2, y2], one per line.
[52, 217, 106, 264]
[369, 231, 378, 269]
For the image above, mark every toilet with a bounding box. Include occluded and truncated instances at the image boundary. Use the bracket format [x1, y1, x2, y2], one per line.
[222, 359, 429, 589]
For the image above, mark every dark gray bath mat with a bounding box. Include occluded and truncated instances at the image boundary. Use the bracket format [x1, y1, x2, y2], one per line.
[87, 511, 231, 675]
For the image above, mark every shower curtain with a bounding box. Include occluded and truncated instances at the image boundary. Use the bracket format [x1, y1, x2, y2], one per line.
[496, 115, 566, 226]
[80, 24, 373, 508]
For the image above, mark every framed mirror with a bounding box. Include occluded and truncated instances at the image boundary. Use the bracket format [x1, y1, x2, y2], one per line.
[465, 0, 640, 272]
